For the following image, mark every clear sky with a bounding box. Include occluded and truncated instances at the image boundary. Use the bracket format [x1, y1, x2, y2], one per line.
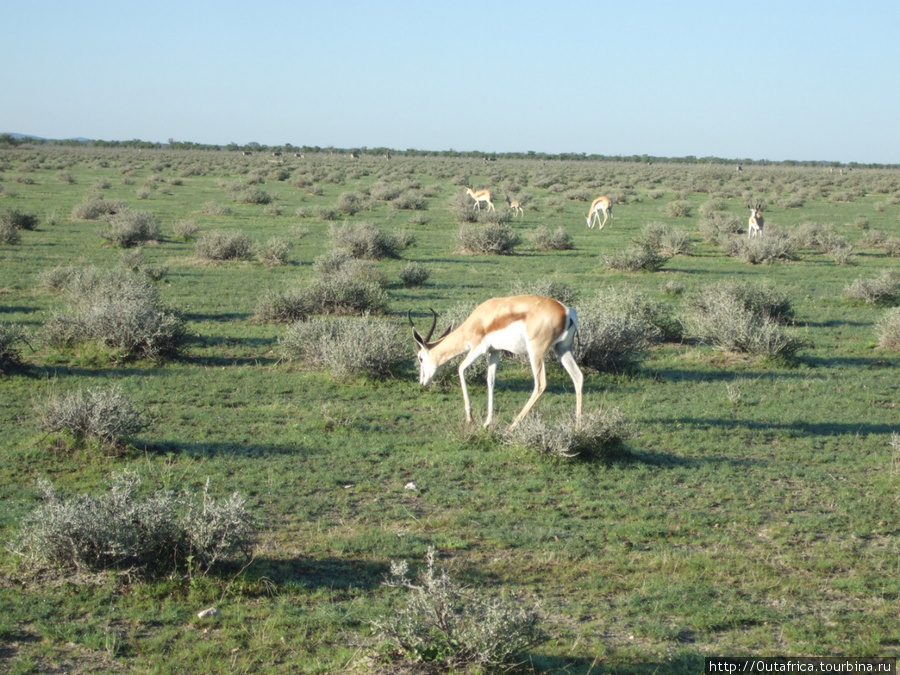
[3, 1, 898, 163]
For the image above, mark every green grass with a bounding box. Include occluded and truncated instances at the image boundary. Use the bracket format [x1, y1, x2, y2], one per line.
[1, 147, 899, 672]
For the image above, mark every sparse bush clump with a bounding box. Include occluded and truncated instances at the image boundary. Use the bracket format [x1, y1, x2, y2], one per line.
[42, 267, 185, 360]
[508, 279, 578, 306]
[306, 251, 389, 315]
[602, 244, 669, 272]
[328, 221, 404, 260]
[689, 281, 801, 359]
[531, 225, 573, 251]
[254, 236, 292, 266]
[71, 196, 126, 220]
[35, 384, 148, 448]
[194, 230, 252, 261]
[456, 222, 521, 255]
[844, 269, 900, 305]
[876, 307, 900, 350]
[723, 230, 797, 264]
[0, 322, 28, 372]
[699, 210, 743, 244]
[11, 472, 255, 576]
[638, 222, 693, 257]
[573, 290, 672, 372]
[99, 209, 161, 248]
[173, 219, 198, 240]
[336, 191, 370, 215]
[231, 186, 271, 204]
[373, 547, 548, 671]
[1, 208, 39, 231]
[662, 200, 692, 218]
[0, 219, 20, 244]
[280, 314, 406, 378]
[502, 408, 631, 459]
[253, 287, 314, 324]
[399, 262, 430, 287]
[198, 201, 231, 216]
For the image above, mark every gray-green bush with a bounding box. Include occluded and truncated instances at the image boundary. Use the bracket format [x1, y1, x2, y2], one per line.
[372, 547, 547, 671]
[689, 282, 801, 359]
[501, 408, 631, 459]
[42, 267, 185, 360]
[844, 269, 900, 305]
[99, 209, 161, 248]
[876, 307, 900, 350]
[194, 230, 252, 261]
[11, 472, 254, 575]
[0, 322, 27, 372]
[328, 221, 403, 260]
[280, 315, 406, 378]
[35, 384, 149, 448]
[456, 222, 521, 255]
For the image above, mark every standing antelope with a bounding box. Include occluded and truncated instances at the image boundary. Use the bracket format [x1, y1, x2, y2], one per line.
[586, 196, 613, 229]
[409, 295, 583, 429]
[465, 187, 495, 211]
[505, 195, 523, 217]
[747, 202, 764, 238]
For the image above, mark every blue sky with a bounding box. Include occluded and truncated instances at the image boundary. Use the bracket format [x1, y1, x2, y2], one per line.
[3, 1, 898, 163]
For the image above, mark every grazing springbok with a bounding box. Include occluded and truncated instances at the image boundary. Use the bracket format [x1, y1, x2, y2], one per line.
[409, 295, 584, 429]
[586, 196, 613, 229]
[747, 202, 764, 238]
[505, 195, 524, 217]
[465, 187, 495, 211]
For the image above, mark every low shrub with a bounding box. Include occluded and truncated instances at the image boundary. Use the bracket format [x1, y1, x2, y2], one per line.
[280, 314, 406, 378]
[254, 236, 292, 266]
[328, 221, 403, 260]
[307, 252, 389, 315]
[722, 231, 797, 264]
[662, 200, 692, 217]
[35, 384, 149, 448]
[689, 282, 801, 359]
[698, 210, 743, 244]
[71, 196, 126, 220]
[531, 225, 573, 251]
[194, 230, 252, 261]
[572, 291, 667, 372]
[638, 222, 693, 256]
[173, 219, 198, 240]
[501, 408, 632, 459]
[0, 322, 28, 372]
[198, 201, 231, 216]
[372, 547, 548, 671]
[42, 267, 185, 360]
[336, 191, 370, 215]
[0, 219, 20, 245]
[11, 472, 255, 576]
[231, 186, 271, 204]
[391, 190, 427, 210]
[456, 222, 521, 255]
[508, 279, 578, 306]
[692, 280, 795, 324]
[37, 265, 77, 292]
[253, 287, 314, 324]
[844, 269, 900, 305]
[876, 307, 900, 350]
[99, 209, 161, 248]
[399, 262, 430, 287]
[0, 208, 39, 231]
[601, 244, 669, 272]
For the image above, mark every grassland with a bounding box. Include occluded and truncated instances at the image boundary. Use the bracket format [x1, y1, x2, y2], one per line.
[0, 146, 898, 673]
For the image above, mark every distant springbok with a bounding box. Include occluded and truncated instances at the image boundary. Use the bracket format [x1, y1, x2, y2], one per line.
[466, 187, 495, 211]
[586, 196, 613, 229]
[747, 202, 764, 238]
[505, 195, 523, 217]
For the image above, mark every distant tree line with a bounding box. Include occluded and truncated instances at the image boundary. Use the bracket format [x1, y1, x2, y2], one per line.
[0, 133, 893, 169]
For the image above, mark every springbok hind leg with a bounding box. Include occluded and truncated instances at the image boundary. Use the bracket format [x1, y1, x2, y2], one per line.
[558, 349, 584, 423]
[510, 357, 547, 430]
